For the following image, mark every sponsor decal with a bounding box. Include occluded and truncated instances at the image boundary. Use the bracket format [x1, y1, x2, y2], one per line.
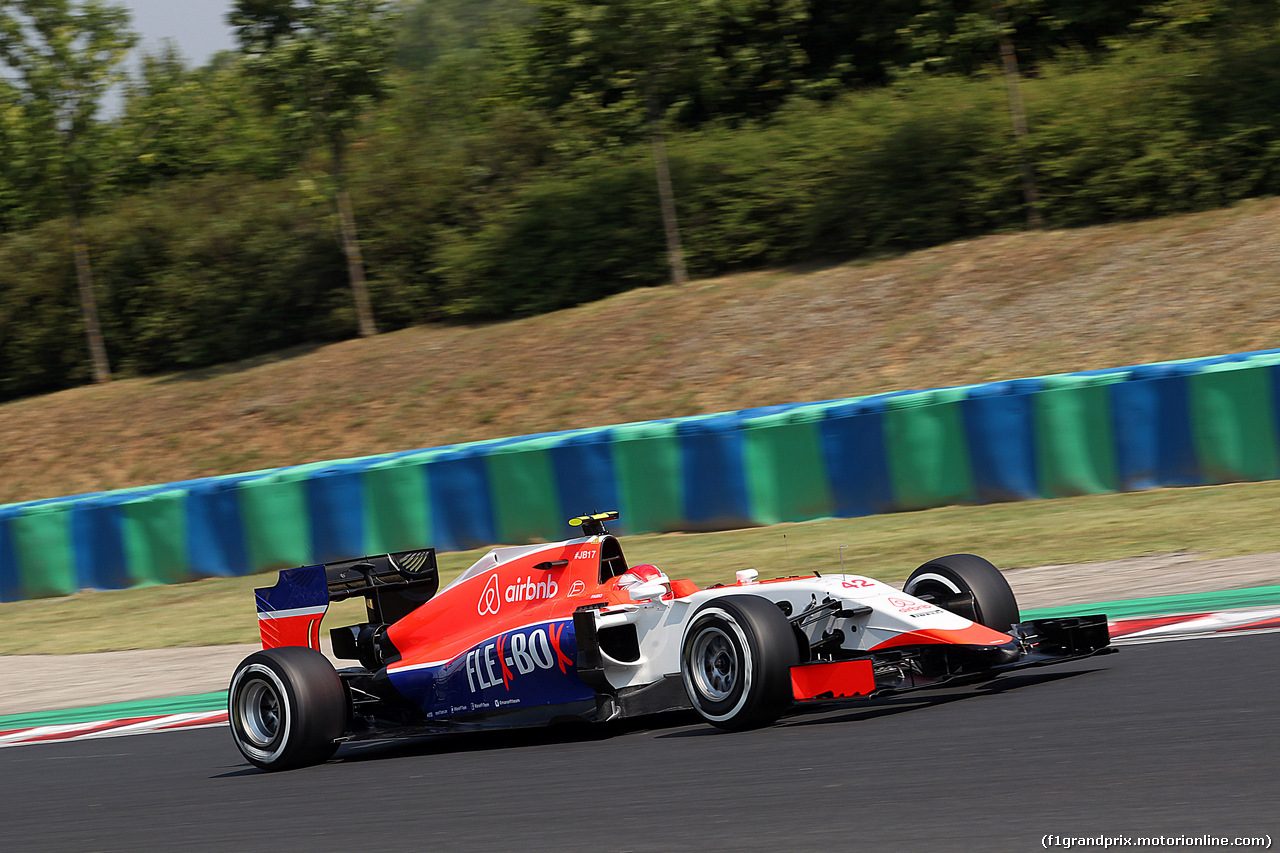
[505, 575, 558, 603]
[478, 573, 502, 616]
[463, 624, 574, 693]
[568, 579, 586, 597]
[474, 571, 563, 617]
[548, 622, 574, 671]
[889, 595, 936, 614]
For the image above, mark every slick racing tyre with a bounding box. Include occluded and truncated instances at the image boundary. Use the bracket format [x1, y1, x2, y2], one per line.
[680, 595, 800, 731]
[903, 553, 1020, 632]
[228, 646, 346, 771]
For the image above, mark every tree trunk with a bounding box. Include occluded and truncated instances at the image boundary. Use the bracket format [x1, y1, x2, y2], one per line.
[71, 215, 111, 384]
[649, 115, 689, 286]
[332, 145, 377, 338]
[999, 33, 1043, 229]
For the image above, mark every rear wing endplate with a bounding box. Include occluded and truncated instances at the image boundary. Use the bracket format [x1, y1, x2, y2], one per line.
[255, 549, 439, 650]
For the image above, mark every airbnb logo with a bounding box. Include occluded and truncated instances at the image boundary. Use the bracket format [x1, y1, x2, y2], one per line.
[478, 573, 502, 616]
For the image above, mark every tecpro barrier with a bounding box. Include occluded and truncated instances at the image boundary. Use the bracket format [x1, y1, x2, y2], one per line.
[3, 348, 1280, 601]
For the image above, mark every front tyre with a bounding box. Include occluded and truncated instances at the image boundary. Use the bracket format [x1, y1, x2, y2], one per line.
[680, 595, 800, 731]
[228, 646, 347, 771]
[903, 553, 1020, 632]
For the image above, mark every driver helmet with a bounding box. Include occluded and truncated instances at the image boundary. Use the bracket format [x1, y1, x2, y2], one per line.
[615, 563, 669, 590]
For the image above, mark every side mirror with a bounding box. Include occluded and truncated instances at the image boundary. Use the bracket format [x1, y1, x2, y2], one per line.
[628, 580, 669, 604]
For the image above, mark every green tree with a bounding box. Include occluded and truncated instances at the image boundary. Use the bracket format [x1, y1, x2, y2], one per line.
[0, 0, 136, 383]
[797, 0, 1149, 89]
[230, 0, 400, 338]
[515, 0, 809, 285]
[110, 44, 293, 189]
[0, 77, 31, 230]
[395, 0, 530, 71]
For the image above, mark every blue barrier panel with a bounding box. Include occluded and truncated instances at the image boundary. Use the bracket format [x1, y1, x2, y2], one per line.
[1111, 363, 1201, 491]
[677, 414, 753, 529]
[304, 461, 369, 563]
[961, 379, 1041, 502]
[0, 508, 20, 602]
[818, 397, 894, 518]
[70, 497, 131, 591]
[550, 429, 620, 524]
[427, 447, 498, 551]
[185, 475, 252, 577]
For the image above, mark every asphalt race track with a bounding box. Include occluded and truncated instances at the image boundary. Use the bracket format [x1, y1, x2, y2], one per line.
[3, 633, 1277, 853]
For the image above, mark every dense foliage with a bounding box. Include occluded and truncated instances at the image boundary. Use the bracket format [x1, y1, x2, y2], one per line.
[3, 0, 1280, 400]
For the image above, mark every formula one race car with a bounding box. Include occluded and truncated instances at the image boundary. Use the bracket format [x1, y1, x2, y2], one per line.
[229, 512, 1113, 770]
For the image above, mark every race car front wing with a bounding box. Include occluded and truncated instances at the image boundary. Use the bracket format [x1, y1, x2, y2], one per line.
[791, 614, 1115, 704]
[573, 608, 1114, 717]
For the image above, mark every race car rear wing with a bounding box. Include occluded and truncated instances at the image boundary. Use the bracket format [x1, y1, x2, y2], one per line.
[255, 549, 439, 651]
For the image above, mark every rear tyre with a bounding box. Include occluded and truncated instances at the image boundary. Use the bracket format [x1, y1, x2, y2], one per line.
[903, 553, 1020, 632]
[680, 595, 800, 731]
[228, 646, 346, 771]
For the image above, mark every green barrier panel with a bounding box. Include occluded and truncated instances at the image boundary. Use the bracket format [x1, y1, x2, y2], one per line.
[1189, 362, 1280, 482]
[362, 451, 436, 555]
[884, 389, 975, 511]
[238, 464, 325, 571]
[12, 503, 77, 598]
[611, 420, 684, 533]
[121, 489, 190, 586]
[1033, 373, 1125, 497]
[743, 404, 836, 525]
[486, 437, 564, 544]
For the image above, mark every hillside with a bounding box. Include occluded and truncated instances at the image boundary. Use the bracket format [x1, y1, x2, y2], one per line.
[4, 196, 1280, 507]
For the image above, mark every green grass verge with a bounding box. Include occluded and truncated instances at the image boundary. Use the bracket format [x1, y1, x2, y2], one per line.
[4, 479, 1280, 655]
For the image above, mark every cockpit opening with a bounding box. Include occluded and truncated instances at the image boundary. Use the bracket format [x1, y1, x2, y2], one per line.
[599, 536, 629, 584]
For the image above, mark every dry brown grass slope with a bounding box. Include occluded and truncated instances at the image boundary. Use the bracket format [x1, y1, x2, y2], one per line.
[4, 196, 1280, 506]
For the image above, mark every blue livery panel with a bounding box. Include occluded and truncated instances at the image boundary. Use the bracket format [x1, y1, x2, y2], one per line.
[255, 565, 328, 613]
[389, 618, 594, 719]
